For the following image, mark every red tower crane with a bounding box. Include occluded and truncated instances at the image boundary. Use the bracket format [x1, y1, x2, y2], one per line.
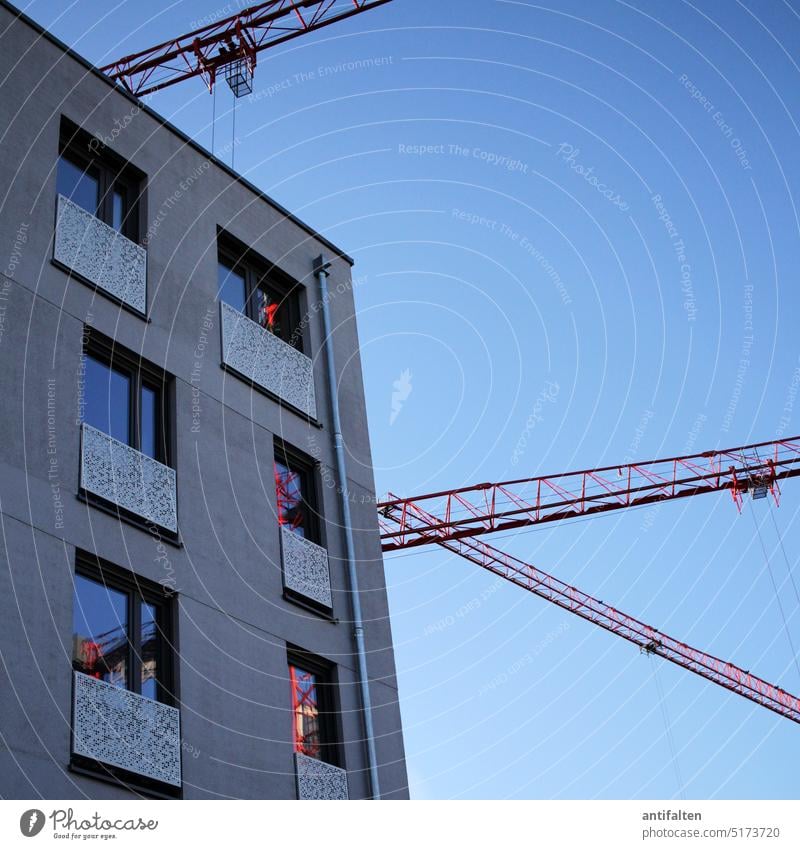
[379, 435, 800, 550]
[378, 435, 800, 725]
[99, 0, 393, 97]
[99, 6, 800, 732]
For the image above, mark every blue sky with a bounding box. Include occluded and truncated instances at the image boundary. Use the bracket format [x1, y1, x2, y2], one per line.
[20, 0, 800, 798]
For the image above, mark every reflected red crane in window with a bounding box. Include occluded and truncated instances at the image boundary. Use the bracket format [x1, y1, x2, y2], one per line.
[75, 624, 129, 685]
[259, 298, 280, 334]
[275, 461, 305, 534]
[289, 664, 321, 757]
[80, 640, 103, 678]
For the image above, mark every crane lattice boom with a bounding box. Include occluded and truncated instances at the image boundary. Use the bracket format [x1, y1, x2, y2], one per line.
[100, 0, 392, 96]
[378, 436, 800, 551]
[102, 1, 800, 730]
[379, 497, 800, 725]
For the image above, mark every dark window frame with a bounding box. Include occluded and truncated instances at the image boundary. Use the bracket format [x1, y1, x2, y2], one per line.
[287, 647, 342, 769]
[58, 118, 145, 243]
[274, 439, 322, 546]
[83, 328, 173, 468]
[73, 551, 176, 706]
[217, 232, 308, 353]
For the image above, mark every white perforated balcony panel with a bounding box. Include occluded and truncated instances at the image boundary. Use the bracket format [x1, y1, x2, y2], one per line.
[80, 424, 178, 533]
[294, 753, 349, 800]
[220, 301, 317, 418]
[72, 672, 182, 787]
[281, 526, 332, 609]
[54, 194, 147, 313]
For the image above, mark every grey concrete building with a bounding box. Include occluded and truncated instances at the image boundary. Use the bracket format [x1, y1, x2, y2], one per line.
[0, 1, 408, 800]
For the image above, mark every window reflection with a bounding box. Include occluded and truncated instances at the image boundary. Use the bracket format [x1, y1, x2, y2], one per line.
[217, 247, 302, 349]
[57, 125, 141, 240]
[72, 572, 165, 701]
[140, 603, 158, 701]
[56, 155, 99, 217]
[112, 188, 125, 232]
[255, 287, 281, 336]
[72, 574, 128, 688]
[290, 665, 321, 759]
[275, 459, 305, 537]
[217, 261, 246, 313]
[83, 355, 130, 444]
[140, 384, 158, 460]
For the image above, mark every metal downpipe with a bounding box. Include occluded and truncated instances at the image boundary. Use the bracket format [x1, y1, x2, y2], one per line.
[314, 255, 381, 800]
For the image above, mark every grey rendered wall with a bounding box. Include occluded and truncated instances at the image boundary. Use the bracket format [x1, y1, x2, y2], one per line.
[0, 1, 408, 800]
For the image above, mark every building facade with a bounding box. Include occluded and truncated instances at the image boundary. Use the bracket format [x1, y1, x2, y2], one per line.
[0, 1, 408, 800]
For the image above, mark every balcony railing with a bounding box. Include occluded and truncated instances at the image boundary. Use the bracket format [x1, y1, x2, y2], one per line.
[53, 194, 147, 313]
[80, 423, 178, 533]
[294, 752, 349, 800]
[72, 672, 182, 788]
[281, 525, 332, 609]
[219, 301, 317, 419]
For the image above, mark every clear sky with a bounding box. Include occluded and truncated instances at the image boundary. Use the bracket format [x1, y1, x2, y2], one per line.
[17, 0, 800, 799]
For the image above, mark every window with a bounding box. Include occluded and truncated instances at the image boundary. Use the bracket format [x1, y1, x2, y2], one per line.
[274, 443, 319, 543]
[217, 236, 305, 351]
[72, 555, 173, 703]
[57, 118, 143, 242]
[57, 155, 99, 217]
[288, 651, 339, 765]
[82, 330, 171, 464]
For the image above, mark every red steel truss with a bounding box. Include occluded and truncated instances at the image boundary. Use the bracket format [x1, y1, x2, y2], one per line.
[100, 0, 393, 96]
[378, 500, 800, 724]
[378, 436, 800, 551]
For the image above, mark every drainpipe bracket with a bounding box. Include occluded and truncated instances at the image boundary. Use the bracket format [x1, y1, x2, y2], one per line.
[313, 255, 332, 276]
